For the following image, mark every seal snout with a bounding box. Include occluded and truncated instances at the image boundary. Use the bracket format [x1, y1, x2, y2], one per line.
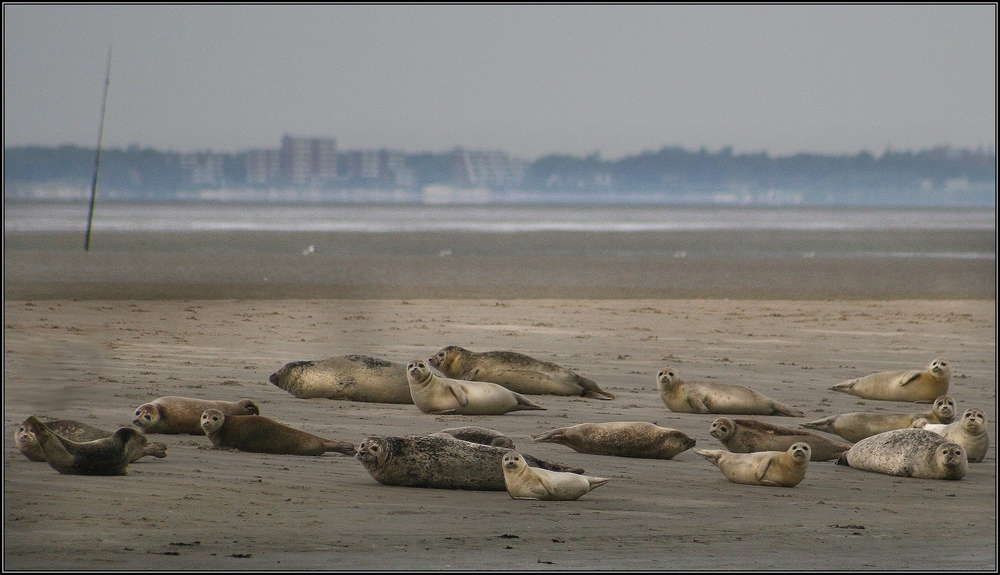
[269, 372, 280, 385]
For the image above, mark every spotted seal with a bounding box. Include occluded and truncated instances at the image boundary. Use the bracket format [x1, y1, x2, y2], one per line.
[19, 416, 151, 475]
[501, 452, 609, 500]
[656, 368, 803, 417]
[269, 355, 415, 404]
[433, 426, 516, 449]
[912, 408, 989, 463]
[133, 396, 260, 435]
[709, 417, 850, 461]
[15, 417, 167, 462]
[829, 358, 951, 403]
[801, 395, 957, 443]
[532, 421, 695, 459]
[836, 428, 967, 479]
[694, 442, 811, 487]
[429, 345, 614, 400]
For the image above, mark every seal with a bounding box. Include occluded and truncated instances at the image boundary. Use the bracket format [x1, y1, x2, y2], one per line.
[836, 428, 967, 479]
[501, 452, 609, 500]
[433, 426, 516, 449]
[405, 359, 545, 415]
[269, 355, 415, 404]
[800, 395, 957, 443]
[829, 358, 951, 403]
[200, 409, 356, 456]
[656, 368, 803, 417]
[19, 416, 150, 476]
[355, 434, 584, 490]
[429, 345, 614, 400]
[532, 421, 695, 460]
[15, 417, 167, 463]
[133, 396, 260, 435]
[693, 442, 811, 487]
[709, 417, 850, 462]
[912, 408, 989, 463]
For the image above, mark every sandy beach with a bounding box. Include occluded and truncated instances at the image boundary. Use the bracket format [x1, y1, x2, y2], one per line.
[3, 227, 997, 570]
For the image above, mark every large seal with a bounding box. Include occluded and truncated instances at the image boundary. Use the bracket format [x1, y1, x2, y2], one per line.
[829, 358, 951, 402]
[429, 346, 614, 400]
[200, 409, 356, 456]
[836, 428, 967, 479]
[532, 421, 695, 459]
[912, 408, 989, 463]
[656, 368, 803, 417]
[693, 443, 811, 487]
[16, 417, 167, 463]
[133, 396, 260, 435]
[269, 355, 414, 404]
[433, 426, 516, 449]
[19, 416, 151, 476]
[709, 417, 850, 462]
[405, 360, 545, 415]
[800, 395, 957, 443]
[502, 452, 609, 501]
[355, 434, 584, 490]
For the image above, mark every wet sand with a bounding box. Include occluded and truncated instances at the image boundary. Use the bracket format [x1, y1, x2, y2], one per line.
[3, 230, 997, 570]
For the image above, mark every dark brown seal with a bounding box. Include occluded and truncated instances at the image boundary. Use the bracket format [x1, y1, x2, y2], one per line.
[20, 416, 151, 476]
[16, 417, 167, 462]
[200, 409, 356, 456]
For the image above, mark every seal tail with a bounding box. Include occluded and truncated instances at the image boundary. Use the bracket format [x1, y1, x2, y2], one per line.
[530, 429, 565, 443]
[513, 394, 546, 411]
[800, 417, 834, 433]
[829, 378, 858, 394]
[576, 376, 615, 400]
[587, 477, 610, 490]
[835, 452, 851, 467]
[773, 403, 805, 417]
[692, 448, 723, 466]
[324, 440, 357, 456]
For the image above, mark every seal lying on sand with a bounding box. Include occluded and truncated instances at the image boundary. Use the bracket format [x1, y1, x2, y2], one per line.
[801, 395, 957, 443]
[656, 368, 803, 417]
[200, 410, 356, 456]
[829, 358, 951, 403]
[429, 346, 614, 400]
[269, 355, 415, 404]
[502, 452, 608, 501]
[694, 443, 811, 487]
[133, 396, 260, 435]
[433, 426, 516, 449]
[912, 408, 989, 463]
[709, 417, 851, 462]
[356, 434, 584, 490]
[836, 428, 967, 479]
[16, 417, 167, 462]
[19, 416, 151, 476]
[406, 360, 545, 415]
[532, 421, 695, 460]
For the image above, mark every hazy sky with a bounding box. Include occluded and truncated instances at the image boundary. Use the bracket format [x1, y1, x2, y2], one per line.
[4, 4, 996, 160]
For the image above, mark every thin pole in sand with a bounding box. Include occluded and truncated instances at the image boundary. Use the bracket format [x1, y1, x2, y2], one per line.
[85, 46, 112, 252]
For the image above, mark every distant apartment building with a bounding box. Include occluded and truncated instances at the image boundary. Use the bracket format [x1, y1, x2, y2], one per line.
[246, 149, 282, 185]
[451, 148, 526, 189]
[244, 135, 338, 187]
[179, 151, 225, 187]
[344, 149, 415, 188]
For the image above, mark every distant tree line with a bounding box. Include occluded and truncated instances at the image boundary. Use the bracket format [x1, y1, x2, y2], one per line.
[4, 143, 994, 205]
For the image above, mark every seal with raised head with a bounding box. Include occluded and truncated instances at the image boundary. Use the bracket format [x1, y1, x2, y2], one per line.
[912, 408, 989, 463]
[836, 428, 967, 479]
[406, 359, 545, 415]
[133, 396, 260, 435]
[709, 417, 850, 462]
[502, 452, 609, 501]
[356, 434, 584, 490]
[801, 395, 957, 443]
[19, 416, 151, 475]
[532, 421, 695, 460]
[693, 442, 811, 487]
[656, 368, 803, 417]
[200, 409, 355, 456]
[429, 345, 614, 400]
[433, 426, 516, 449]
[269, 355, 415, 404]
[16, 417, 167, 463]
[829, 358, 951, 403]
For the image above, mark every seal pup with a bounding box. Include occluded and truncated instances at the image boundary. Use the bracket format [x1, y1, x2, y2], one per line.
[532, 421, 695, 460]
[405, 359, 545, 415]
[801, 395, 957, 443]
[356, 434, 583, 491]
[433, 426, 516, 449]
[16, 417, 167, 463]
[502, 452, 609, 501]
[133, 396, 260, 435]
[829, 358, 950, 403]
[693, 442, 811, 487]
[269, 355, 415, 404]
[656, 368, 803, 417]
[200, 410, 355, 456]
[912, 408, 989, 463]
[709, 417, 850, 462]
[429, 346, 614, 400]
[836, 428, 967, 479]
[19, 416, 150, 476]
